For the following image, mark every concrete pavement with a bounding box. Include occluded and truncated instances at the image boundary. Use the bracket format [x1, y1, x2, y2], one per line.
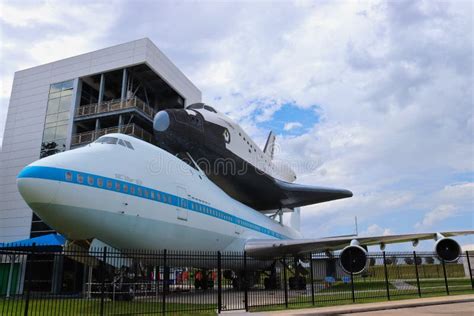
[221, 294, 474, 315]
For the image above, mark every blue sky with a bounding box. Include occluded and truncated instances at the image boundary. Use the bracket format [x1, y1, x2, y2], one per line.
[0, 0, 472, 250]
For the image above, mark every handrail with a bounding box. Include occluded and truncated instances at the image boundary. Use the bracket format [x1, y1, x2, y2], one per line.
[75, 97, 156, 120]
[71, 123, 153, 146]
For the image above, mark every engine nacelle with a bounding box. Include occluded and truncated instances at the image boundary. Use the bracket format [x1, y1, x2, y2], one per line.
[435, 237, 461, 262]
[339, 245, 368, 274]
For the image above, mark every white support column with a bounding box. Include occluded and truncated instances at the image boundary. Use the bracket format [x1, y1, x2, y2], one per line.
[98, 73, 105, 105]
[121, 68, 128, 103]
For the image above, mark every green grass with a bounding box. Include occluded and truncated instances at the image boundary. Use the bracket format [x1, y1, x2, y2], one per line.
[250, 289, 474, 313]
[321, 280, 395, 291]
[0, 299, 216, 315]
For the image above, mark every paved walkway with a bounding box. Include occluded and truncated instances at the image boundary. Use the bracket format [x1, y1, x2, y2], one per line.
[221, 294, 474, 315]
[342, 301, 474, 315]
[390, 279, 418, 290]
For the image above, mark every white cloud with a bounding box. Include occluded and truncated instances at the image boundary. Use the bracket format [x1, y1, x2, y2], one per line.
[415, 204, 458, 230]
[283, 122, 303, 131]
[360, 224, 393, 237]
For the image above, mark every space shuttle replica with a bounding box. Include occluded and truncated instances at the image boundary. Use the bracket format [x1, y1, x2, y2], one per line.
[153, 103, 352, 211]
[16, 102, 473, 290]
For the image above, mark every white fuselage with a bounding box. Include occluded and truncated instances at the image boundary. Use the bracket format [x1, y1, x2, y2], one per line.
[17, 134, 302, 253]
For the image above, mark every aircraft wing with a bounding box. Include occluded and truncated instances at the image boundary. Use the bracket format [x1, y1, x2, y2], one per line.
[245, 230, 474, 258]
[275, 179, 353, 209]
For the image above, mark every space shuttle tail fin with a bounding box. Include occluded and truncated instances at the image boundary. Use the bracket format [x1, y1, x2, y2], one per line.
[263, 131, 276, 160]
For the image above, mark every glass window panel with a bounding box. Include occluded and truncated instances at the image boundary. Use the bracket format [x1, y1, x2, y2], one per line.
[55, 124, 68, 139]
[45, 114, 58, 124]
[57, 111, 69, 122]
[43, 127, 56, 142]
[61, 80, 74, 90]
[60, 89, 72, 97]
[45, 122, 57, 129]
[49, 91, 61, 100]
[59, 95, 72, 112]
[46, 98, 60, 114]
[50, 83, 63, 93]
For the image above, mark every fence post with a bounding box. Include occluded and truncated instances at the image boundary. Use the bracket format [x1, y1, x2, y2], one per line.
[217, 251, 222, 313]
[413, 251, 421, 297]
[382, 251, 390, 301]
[244, 251, 248, 312]
[100, 247, 107, 316]
[283, 256, 288, 308]
[441, 259, 449, 295]
[24, 243, 35, 316]
[466, 251, 474, 290]
[309, 252, 315, 306]
[162, 249, 167, 315]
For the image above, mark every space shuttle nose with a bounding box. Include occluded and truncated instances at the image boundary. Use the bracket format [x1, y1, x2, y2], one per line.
[153, 110, 170, 132]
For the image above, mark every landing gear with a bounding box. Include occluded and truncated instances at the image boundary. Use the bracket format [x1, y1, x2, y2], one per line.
[264, 262, 280, 290]
[288, 276, 306, 290]
[289, 258, 308, 290]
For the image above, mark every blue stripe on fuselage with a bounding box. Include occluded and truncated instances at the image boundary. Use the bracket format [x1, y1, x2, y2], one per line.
[18, 166, 288, 240]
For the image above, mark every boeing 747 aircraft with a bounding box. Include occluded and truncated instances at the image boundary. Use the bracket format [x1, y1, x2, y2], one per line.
[17, 133, 473, 290]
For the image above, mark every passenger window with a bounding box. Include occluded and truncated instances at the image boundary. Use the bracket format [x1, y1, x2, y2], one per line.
[157, 192, 161, 200]
[137, 187, 142, 196]
[115, 182, 121, 191]
[106, 180, 112, 189]
[77, 174, 83, 183]
[123, 184, 128, 193]
[130, 186, 135, 194]
[97, 178, 103, 187]
[87, 176, 94, 185]
[65, 171, 72, 181]
[150, 191, 155, 199]
[144, 189, 149, 198]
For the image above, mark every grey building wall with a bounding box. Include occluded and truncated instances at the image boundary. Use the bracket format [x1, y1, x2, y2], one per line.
[0, 38, 201, 243]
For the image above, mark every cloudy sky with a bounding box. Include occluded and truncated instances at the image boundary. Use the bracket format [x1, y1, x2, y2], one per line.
[0, 0, 472, 250]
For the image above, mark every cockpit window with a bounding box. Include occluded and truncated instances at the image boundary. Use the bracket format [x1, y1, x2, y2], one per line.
[118, 139, 126, 147]
[124, 140, 134, 149]
[186, 103, 217, 113]
[186, 103, 204, 110]
[204, 105, 217, 113]
[95, 136, 134, 150]
[95, 137, 118, 144]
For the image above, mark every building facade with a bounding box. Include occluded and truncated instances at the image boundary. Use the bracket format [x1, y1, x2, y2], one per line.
[0, 38, 201, 243]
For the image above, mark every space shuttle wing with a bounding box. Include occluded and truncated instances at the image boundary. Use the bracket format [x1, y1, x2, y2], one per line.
[275, 179, 353, 209]
[245, 230, 474, 258]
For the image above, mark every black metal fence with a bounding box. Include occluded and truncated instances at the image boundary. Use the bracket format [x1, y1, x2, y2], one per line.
[1, 246, 473, 315]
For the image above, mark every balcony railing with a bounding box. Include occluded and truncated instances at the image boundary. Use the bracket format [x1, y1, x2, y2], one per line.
[75, 97, 156, 120]
[71, 124, 153, 146]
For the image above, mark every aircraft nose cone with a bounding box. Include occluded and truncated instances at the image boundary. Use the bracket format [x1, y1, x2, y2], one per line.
[17, 165, 60, 208]
[153, 110, 170, 132]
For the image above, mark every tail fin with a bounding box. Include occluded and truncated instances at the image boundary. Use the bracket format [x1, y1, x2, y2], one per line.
[263, 131, 276, 159]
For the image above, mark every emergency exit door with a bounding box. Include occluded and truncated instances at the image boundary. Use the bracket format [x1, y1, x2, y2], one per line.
[176, 186, 188, 221]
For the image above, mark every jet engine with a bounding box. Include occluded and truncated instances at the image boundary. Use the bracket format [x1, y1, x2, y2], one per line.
[434, 236, 461, 262]
[339, 242, 368, 274]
